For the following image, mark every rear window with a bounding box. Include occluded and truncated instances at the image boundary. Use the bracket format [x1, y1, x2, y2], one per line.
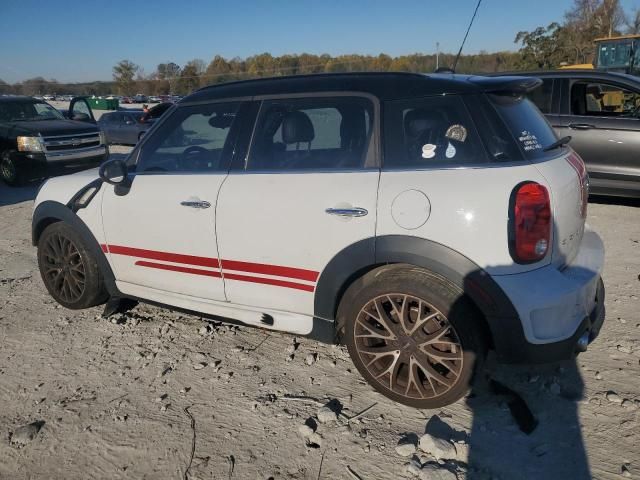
[488, 93, 558, 161]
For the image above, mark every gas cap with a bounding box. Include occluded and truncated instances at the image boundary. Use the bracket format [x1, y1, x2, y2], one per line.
[391, 190, 431, 230]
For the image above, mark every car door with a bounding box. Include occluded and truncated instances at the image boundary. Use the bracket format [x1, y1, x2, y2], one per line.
[121, 113, 140, 145]
[68, 97, 96, 123]
[100, 100, 246, 303]
[553, 77, 640, 187]
[216, 94, 380, 321]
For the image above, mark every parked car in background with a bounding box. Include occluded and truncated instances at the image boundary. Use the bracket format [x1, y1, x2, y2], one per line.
[148, 96, 161, 103]
[98, 102, 173, 145]
[121, 97, 133, 104]
[493, 70, 640, 198]
[134, 94, 148, 103]
[33, 73, 604, 409]
[0, 96, 107, 185]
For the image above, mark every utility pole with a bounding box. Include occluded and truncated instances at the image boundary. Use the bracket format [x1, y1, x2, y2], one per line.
[436, 42, 440, 70]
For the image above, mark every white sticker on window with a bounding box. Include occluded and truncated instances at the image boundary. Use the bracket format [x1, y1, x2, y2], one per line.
[422, 144, 436, 159]
[445, 142, 456, 159]
[518, 130, 542, 151]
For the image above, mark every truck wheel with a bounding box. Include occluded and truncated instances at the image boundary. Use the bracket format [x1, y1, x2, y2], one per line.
[339, 265, 487, 409]
[0, 150, 24, 186]
[37, 222, 108, 309]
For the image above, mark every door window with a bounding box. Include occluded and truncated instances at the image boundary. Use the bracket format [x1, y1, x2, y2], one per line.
[246, 97, 374, 171]
[135, 102, 241, 173]
[526, 78, 554, 114]
[570, 82, 640, 118]
[71, 100, 91, 118]
[384, 95, 486, 168]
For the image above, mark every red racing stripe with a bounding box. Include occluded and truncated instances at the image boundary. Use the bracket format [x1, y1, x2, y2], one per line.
[135, 260, 222, 278]
[221, 259, 319, 282]
[135, 261, 313, 292]
[223, 272, 315, 292]
[108, 245, 219, 268]
[104, 244, 319, 282]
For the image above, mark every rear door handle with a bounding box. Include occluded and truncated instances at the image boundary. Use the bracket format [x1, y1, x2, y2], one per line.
[325, 207, 368, 217]
[180, 200, 211, 209]
[568, 123, 596, 130]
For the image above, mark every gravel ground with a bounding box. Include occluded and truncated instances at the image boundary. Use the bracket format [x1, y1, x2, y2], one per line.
[0, 154, 638, 479]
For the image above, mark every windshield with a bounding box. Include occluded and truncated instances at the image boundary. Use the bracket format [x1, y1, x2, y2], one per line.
[0, 101, 64, 122]
[597, 40, 633, 69]
[488, 93, 559, 161]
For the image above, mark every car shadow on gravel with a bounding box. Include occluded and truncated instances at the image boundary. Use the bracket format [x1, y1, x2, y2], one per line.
[0, 180, 40, 206]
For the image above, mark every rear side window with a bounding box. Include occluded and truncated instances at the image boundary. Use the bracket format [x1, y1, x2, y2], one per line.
[384, 95, 486, 169]
[489, 93, 558, 161]
[247, 96, 374, 171]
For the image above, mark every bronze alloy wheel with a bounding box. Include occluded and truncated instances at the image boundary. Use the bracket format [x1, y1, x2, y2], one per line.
[41, 231, 87, 304]
[354, 293, 464, 400]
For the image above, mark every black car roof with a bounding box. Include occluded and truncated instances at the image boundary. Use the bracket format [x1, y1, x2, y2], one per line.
[182, 72, 542, 104]
[0, 96, 42, 103]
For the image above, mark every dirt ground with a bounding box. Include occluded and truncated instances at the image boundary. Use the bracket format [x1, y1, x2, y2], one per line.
[0, 148, 638, 479]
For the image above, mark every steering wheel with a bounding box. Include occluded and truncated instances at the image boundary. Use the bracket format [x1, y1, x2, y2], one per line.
[181, 146, 211, 170]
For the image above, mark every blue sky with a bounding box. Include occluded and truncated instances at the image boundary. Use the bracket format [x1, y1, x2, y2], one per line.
[1, 0, 638, 83]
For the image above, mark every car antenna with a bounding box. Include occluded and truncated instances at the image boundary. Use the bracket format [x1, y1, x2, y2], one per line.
[450, 0, 484, 73]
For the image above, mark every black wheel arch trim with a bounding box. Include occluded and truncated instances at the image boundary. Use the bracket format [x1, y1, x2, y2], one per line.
[32, 200, 119, 297]
[314, 234, 532, 362]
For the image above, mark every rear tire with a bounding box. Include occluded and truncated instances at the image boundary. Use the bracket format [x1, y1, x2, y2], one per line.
[0, 150, 25, 186]
[37, 222, 108, 309]
[339, 264, 487, 409]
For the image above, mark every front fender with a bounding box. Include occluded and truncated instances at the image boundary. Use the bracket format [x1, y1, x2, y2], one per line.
[32, 200, 118, 296]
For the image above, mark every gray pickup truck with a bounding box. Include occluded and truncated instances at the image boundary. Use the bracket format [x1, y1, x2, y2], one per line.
[0, 96, 108, 186]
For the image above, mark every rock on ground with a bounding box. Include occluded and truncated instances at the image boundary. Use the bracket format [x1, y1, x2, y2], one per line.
[419, 433, 457, 461]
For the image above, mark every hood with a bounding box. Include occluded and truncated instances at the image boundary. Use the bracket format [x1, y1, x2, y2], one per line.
[1, 119, 99, 138]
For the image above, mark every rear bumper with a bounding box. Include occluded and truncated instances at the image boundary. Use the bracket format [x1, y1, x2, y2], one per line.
[491, 226, 606, 363]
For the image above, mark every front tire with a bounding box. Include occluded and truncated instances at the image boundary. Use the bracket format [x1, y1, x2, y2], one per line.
[0, 150, 24, 186]
[339, 265, 487, 409]
[37, 222, 108, 309]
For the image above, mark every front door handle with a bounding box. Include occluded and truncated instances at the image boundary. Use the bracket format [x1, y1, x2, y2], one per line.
[568, 123, 596, 130]
[325, 207, 368, 217]
[180, 200, 211, 209]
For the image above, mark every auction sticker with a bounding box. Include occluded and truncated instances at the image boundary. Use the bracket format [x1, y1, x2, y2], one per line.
[518, 130, 542, 152]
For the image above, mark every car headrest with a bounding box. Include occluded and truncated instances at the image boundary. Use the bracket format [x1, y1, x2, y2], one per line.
[404, 109, 445, 137]
[281, 111, 314, 144]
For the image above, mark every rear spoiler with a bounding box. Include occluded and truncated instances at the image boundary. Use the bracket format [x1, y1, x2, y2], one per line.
[467, 75, 542, 94]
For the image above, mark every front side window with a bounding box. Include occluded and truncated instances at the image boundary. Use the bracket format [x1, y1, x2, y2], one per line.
[246, 96, 374, 171]
[597, 41, 632, 69]
[571, 81, 640, 118]
[135, 102, 241, 173]
[384, 95, 485, 168]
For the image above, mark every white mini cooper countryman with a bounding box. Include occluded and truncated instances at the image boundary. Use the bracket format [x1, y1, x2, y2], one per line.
[33, 73, 605, 408]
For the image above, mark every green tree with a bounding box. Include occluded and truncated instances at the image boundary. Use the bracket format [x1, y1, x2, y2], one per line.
[112, 60, 139, 95]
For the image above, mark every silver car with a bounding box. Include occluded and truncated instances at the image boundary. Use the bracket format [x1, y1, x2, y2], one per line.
[98, 111, 148, 145]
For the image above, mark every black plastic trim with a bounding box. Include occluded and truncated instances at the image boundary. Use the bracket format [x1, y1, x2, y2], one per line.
[66, 178, 103, 212]
[32, 200, 119, 296]
[313, 235, 530, 361]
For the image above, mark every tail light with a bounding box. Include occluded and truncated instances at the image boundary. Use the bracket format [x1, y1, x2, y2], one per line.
[566, 151, 588, 218]
[509, 182, 552, 264]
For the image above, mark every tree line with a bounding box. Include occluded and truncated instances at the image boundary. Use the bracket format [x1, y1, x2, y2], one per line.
[1, 0, 638, 97]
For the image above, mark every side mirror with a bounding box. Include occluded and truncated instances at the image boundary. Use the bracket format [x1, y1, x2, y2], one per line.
[99, 159, 129, 186]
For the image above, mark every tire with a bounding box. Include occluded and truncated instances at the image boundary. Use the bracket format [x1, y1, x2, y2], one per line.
[37, 222, 108, 309]
[0, 150, 25, 186]
[339, 264, 487, 409]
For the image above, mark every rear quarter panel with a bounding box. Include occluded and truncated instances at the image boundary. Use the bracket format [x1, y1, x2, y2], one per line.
[377, 163, 551, 275]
